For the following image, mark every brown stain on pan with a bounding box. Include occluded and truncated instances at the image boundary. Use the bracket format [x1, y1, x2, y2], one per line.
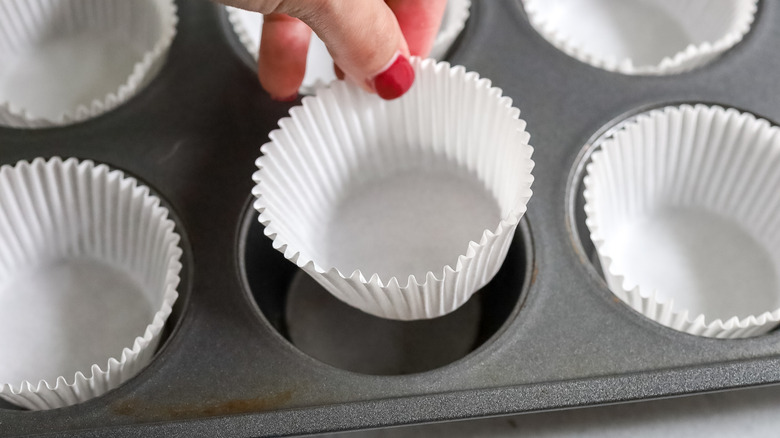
[529, 264, 539, 287]
[112, 390, 294, 421]
[565, 211, 593, 268]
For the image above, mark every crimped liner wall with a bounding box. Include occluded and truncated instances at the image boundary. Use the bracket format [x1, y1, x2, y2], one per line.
[0, 158, 181, 409]
[522, 0, 757, 75]
[253, 58, 534, 320]
[0, 0, 177, 128]
[584, 104, 780, 338]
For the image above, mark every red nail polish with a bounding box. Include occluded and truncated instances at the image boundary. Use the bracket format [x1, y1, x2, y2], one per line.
[271, 93, 298, 102]
[369, 54, 414, 100]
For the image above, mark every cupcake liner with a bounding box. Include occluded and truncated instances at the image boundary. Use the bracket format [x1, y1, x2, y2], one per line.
[584, 104, 780, 338]
[253, 58, 534, 320]
[226, 0, 470, 94]
[0, 157, 182, 410]
[0, 0, 178, 128]
[522, 0, 757, 75]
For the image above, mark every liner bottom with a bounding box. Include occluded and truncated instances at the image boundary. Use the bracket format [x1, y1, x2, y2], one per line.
[0, 258, 153, 387]
[608, 207, 780, 321]
[1, 33, 142, 120]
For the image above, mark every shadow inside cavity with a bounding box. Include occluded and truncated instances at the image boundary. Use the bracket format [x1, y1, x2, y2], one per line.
[0, 397, 24, 410]
[242, 209, 529, 375]
[285, 272, 481, 375]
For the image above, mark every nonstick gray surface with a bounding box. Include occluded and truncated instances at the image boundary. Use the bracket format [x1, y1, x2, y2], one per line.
[3, 1, 780, 437]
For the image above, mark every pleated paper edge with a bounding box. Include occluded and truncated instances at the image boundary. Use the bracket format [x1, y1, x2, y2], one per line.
[429, 0, 471, 60]
[0, 157, 183, 410]
[583, 104, 780, 339]
[251, 58, 535, 320]
[521, 0, 757, 75]
[225, 5, 259, 60]
[0, 0, 179, 129]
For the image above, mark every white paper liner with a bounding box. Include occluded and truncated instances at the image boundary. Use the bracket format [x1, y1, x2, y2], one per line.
[522, 0, 757, 75]
[225, 0, 470, 94]
[0, 157, 182, 410]
[584, 104, 780, 338]
[0, 0, 178, 128]
[252, 58, 534, 320]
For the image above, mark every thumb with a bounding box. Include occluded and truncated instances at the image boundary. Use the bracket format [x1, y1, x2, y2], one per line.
[281, 0, 415, 100]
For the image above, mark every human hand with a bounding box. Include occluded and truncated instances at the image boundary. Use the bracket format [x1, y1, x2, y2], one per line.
[219, 0, 448, 100]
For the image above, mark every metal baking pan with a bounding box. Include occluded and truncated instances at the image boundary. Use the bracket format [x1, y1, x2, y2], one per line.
[4, 0, 780, 436]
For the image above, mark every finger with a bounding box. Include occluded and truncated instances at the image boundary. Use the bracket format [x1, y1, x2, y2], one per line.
[334, 63, 345, 80]
[216, 0, 284, 14]
[281, 0, 414, 100]
[386, 0, 448, 57]
[258, 13, 311, 100]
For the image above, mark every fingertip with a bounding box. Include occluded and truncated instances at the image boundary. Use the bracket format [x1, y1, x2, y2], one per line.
[386, 0, 448, 57]
[270, 93, 299, 102]
[294, 0, 411, 97]
[258, 14, 311, 99]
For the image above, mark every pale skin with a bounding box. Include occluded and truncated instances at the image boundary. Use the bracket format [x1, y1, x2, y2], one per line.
[217, 0, 448, 100]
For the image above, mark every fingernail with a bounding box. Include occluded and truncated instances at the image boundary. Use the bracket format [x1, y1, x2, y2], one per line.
[334, 64, 345, 80]
[271, 93, 298, 102]
[368, 53, 414, 100]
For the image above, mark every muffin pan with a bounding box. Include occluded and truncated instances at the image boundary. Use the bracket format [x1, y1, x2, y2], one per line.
[4, 0, 780, 436]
